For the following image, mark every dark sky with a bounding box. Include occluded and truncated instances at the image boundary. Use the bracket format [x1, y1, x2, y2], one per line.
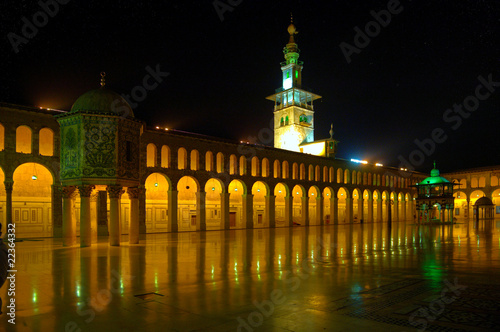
[1, 0, 499, 173]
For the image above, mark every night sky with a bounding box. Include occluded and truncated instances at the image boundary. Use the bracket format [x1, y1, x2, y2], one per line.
[1, 0, 499, 173]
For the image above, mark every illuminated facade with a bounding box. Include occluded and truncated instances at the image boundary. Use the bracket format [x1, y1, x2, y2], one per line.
[8, 21, 500, 245]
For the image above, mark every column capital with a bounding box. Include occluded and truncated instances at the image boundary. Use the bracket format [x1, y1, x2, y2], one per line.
[62, 186, 77, 199]
[4, 181, 13, 193]
[107, 185, 124, 199]
[127, 187, 142, 199]
[90, 192, 99, 202]
[78, 185, 95, 198]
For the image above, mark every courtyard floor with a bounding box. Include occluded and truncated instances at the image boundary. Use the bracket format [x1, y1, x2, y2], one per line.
[2, 219, 500, 331]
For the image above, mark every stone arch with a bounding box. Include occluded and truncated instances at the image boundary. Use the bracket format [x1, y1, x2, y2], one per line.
[12, 163, 54, 237]
[322, 187, 334, 224]
[39, 127, 54, 156]
[229, 179, 247, 228]
[252, 181, 269, 227]
[373, 190, 382, 222]
[145, 172, 171, 233]
[292, 184, 306, 225]
[177, 175, 200, 231]
[336, 187, 350, 223]
[274, 182, 290, 227]
[308, 185, 321, 225]
[16, 125, 32, 154]
[205, 178, 225, 229]
[161, 145, 171, 168]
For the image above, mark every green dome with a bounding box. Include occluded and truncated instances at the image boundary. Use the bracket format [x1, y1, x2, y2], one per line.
[418, 167, 451, 185]
[70, 88, 134, 118]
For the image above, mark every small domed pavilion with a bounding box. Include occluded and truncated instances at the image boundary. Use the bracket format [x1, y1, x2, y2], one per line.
[414, 162, 456, 223]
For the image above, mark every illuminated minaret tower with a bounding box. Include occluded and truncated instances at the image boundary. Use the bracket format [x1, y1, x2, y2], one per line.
[267, 16, 322, 152]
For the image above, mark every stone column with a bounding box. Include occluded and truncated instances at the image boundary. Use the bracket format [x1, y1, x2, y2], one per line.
[284, 195, 293, 227]
[358, 198, 364, 222]
[220, 192, 230, 229]
[367, 198, 373, 223]
[401, 199, 407, 221]
[332, 197, 338, 224]
[377, 198, 382, 222]
[394, 199, 399, 221]
[127, 187, 141, 244]
[242, 194, 253, 229]
[51, 184, 63, 238]
[4, 182, 13, 230]
[345, 197, 353, 223]
[62, 186, 76, 246]
[316, 197, 323, 225]
[107, 185, 124, 246]
[78, 185, 95, 247]
[301, 196, 308, 226]
[90, 192, 98, 244]
[167, 190, 178, 232]
[196, 191, 206, 231]
[265, 195, 276, 228]
[138, 186, 147, 234]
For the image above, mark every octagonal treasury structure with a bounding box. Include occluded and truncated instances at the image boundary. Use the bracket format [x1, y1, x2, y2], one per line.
[56, 81, 143, 247]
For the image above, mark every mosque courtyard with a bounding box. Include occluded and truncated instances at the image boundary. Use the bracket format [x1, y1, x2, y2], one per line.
[3, 219, 500, 332]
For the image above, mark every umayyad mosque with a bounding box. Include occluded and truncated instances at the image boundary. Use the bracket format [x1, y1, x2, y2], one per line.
[2, 20, 500, 332]
[0, 21, 499, 245]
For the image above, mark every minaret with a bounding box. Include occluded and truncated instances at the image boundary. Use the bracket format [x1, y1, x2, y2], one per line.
[266, 15, 322, 152]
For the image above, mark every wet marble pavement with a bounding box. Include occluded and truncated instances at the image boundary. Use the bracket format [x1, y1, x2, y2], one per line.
[1, 219, 500, 331]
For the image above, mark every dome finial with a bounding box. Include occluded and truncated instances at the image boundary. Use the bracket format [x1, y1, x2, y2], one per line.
[433, 160, 436, 169]
[290, 12, 293, 24]
[100, 72, 106, 88]
[329, 123, 334, 139]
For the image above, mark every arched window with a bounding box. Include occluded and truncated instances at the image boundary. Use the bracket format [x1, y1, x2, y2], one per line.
[460, 179, 466, 189]
[292, 162, 298, 180]
[282, 161, 289, 179]
[190, 150, 199, 170]
[0, 123, 5, 151]
[16, 125, 32, 153]
[161, 145, 170, 168]
[300, 163, 306, 180]
[285, 115, 289, 125]
[273, 160, 281, 178]
[471, 178, 478, 188]
[229, 155, 237, 175]
[251, 157, 260, 177]
[262, 158, 270, 177]
[239, 156, 247, 175]
[352, 170, 356, 184]
[146, 143, 157, 167]
[280, 117, 284, 127]
[329, 167, 334, 183]
[315, 165, 321, 182]
[308, 165, 314, 181]
[39, 128, 54, 156]
[178, 148, 187, 170]
[205, 151, 214, 171]
[216, 152, 224, 173]
[337, 168, 343, 183]
[323, 166, 328, 183]
[491, 176, 499, 187]
[478, 177, 486, 187]
[344, 169, 350, 184]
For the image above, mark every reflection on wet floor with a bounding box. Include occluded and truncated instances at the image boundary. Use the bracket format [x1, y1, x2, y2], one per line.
[2, 219, 500, 331]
